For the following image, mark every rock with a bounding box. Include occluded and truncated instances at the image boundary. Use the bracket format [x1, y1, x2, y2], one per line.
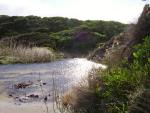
[44, 96, 48, 102]
[43, 82, 46, 85]
[14, 81, 33, 89]
[27, 94, 39, 98]
[8, 94, 13, 97]
[19, 98, 23, 102]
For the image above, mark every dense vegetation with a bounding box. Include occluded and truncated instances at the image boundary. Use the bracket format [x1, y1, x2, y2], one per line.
[0, 15, 125, 55]
[61, 4, 150, 113]
[99, 36, 150, 113]
[62, 36, 150, 113]
[0, 16, 82, 36]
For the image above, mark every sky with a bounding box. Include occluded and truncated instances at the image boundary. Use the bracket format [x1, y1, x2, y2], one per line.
[0, 0, 149, 23]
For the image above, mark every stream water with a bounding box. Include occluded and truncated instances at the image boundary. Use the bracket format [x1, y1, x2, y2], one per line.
[0, 58, 106, 113]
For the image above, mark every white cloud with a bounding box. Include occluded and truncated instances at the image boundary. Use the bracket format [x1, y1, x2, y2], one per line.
[0, 0, 148, 23]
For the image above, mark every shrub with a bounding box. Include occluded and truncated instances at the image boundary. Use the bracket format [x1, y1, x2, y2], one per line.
[63, 36, 150, 113]
[100, 36, 150, 113]
[133, 36, 150, 65]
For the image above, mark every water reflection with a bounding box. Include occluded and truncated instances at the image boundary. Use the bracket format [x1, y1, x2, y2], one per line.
[0, 58, 106, 103]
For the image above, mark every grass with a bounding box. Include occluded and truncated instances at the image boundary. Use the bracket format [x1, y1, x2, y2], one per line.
[97, 36, 149, 113]
[100, 61, 149, 113]
[0, 42, 56, 64]
[61, 36, 150, 113]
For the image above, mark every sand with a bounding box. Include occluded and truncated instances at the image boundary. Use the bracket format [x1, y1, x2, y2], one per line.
[0, 93, 58, 113]
[0, 101, 56, 113]
[0, 81, 58, 113]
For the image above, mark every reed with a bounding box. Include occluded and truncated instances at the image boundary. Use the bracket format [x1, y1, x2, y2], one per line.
[0, 40, 55, 64]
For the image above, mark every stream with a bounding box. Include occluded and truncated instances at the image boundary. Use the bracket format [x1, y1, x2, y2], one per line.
[0, 58, 106, 113]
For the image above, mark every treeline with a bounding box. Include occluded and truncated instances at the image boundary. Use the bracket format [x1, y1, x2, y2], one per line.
[0, 15, 126, 54]
[0, 15, 82, 36]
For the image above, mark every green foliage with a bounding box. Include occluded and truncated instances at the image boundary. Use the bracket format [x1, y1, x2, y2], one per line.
[133, 36, 150, 65]
[94, 36, 150, 113]
[49, 29, 74, 50]
[7, 32, 52, 47]
[83, 20, 126, 39]
[59, 36, 149, 113]
[0, 16, 82, 37]
[49, 28, 107, 53]
[0, 15, 126, 54]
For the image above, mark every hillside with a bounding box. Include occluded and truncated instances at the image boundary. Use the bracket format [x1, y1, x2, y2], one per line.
[0, 16, 125, 54]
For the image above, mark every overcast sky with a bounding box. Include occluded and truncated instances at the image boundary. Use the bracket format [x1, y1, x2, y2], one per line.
[0, 0, 149, 23]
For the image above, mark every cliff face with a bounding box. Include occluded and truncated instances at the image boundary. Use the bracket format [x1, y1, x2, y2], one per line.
[135, 4, 150, 39]
[90, 4, 150, 64]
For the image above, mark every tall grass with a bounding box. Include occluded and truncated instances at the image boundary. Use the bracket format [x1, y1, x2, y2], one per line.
[0, 40, 55, 64]
[61, 36, 150, 113]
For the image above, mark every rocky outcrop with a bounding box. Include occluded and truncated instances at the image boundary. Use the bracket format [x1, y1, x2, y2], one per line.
[90, 4, 150, 64]
[135, 4, 150, 39]
[90, 25, 135, 63]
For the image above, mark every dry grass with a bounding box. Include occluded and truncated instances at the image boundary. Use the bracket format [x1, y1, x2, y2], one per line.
[61, 86, 104, 113]
[12, 46, 55, 63]
[60, 70, 106, 113]
[0, 41, 55, 64]
[62, 91, 75, 108]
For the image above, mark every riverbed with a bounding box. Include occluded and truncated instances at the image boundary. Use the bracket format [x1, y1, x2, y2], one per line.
[0, 58, 106, 113]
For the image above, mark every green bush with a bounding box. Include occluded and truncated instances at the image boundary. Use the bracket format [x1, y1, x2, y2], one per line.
[0, 15, 126, 55]
[93, 36, 150, 113]
[133, 36, 150, 65]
